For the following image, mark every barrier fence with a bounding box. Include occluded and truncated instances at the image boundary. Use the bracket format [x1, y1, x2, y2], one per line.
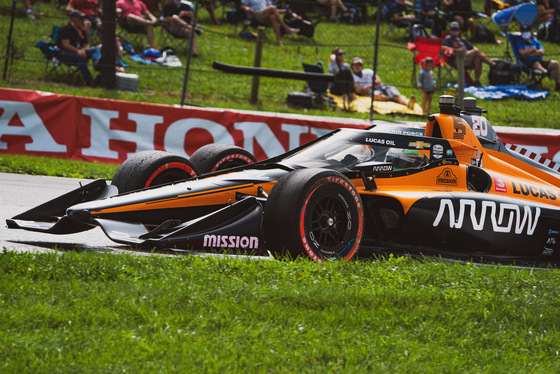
[1, 0, 560, 126]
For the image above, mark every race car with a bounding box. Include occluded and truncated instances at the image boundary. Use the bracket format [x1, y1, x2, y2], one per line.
[7, 95, 560, 263]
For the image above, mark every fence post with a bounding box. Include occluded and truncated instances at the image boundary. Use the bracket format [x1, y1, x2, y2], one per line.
[3, 0, 16, 80]
[250, 26, 265, 105]
[456, 50, 465, 105]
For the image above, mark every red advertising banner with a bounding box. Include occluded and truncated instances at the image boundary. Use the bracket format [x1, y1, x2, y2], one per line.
[1, 87, 559, 164]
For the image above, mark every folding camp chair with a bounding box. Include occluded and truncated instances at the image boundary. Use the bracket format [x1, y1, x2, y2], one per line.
[492, 4, 543, 87]
[35, 26, 82, 84]
[408, 35, 453, 88]
[298, 46, 329, 95]
[507, 32, 545, 88]
[289, 46, 334, 108]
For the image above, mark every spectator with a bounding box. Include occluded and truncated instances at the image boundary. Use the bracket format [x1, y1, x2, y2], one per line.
[350, 57, 415, 108]
[535, 0, 560, 25]
[23, 0, 38, 19]
[240, 0, 300, 45]
[514, 24, 560, 91]
[328, 48, 355, 101]
[328, 47, 349, 74]
[442, 21, 495, 87]
[316, 0, 349, 22]
[161, 0, 199, 56]
[201, 0, 222, 25]
[66, 0, 102, 36]
[442, 0, 476, 38]
[417, 57, 437, 113]
[385, 0, 422, 40]
[117, 0, 160, 49]
[57, 11, 101, 87]
[418, 0, 444, 37]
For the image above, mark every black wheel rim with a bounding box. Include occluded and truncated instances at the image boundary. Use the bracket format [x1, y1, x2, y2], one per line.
[308, 196, 346, 247]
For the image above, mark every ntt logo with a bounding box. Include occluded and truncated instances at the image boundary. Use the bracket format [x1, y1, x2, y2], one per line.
[203, 235, 259, 249]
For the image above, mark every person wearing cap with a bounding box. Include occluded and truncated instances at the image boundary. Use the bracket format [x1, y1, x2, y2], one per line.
[442, 21, 495, 87]
[66, 0, 102, 37]
[116, 0, 160, 49]
[57, 11, 101, 87]
[514, 24, 560, 91]
[417, 57, 437, 113]
[350, 57, 416, 109]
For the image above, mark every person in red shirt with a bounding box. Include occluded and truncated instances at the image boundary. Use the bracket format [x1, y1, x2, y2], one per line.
[117, 0, 160, 49]
[66, 0, 102, 36]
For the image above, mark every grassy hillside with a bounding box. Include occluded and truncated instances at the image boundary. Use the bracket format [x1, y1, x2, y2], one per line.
[1, 0, 559, 127]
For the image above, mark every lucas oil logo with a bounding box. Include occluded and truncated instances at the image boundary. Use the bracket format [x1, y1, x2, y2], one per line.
[436, 168, 457, 186]
[203, 235, 259, 249]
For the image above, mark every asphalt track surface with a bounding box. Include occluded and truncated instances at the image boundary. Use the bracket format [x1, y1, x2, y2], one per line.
[0, 172, 132, 254]
[1, 172, 273, 261]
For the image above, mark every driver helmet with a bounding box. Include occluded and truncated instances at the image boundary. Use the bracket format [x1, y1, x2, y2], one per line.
[386, 149, 428, 170]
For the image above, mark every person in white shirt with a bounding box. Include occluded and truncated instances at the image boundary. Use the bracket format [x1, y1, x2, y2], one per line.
[350, 57, 415, 108]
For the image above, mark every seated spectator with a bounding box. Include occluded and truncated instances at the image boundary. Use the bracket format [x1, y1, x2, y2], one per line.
[514, 24, 560, 91]
[385, 0, 422, 40]
[418, 0, 444, 37]
[240, 0, 299, 45]
[161, 0, 199, 56]
[350, 57, 415, 108]
[328, 48, 355, 101]
[442, 21, 495, 87]
[316, 0, 349, 22]
[23, 0, 38, 19]
[66, 0, 102, 37]
[201, 0, 222, 25]
[328, 47, 349, 74]
[117, 0, 160, 49]
[57, 11, 101, 86]
[442, 0, 476, 39]
[535, 0, 560, 25]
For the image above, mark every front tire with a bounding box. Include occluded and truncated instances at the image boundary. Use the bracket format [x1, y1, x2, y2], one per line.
[263, 168, 364, 262]
[112, 150, 199, 193]
[189, 144, 257, 174]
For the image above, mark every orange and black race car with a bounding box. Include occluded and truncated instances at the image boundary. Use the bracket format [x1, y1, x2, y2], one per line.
[7, 96, 560, 263]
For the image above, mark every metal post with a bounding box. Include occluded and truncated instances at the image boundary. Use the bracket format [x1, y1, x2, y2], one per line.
[250, 26, 265, 105]
[3, 0, 17, 80]
[369, 0, 382, 122]
[456, 50, 465, 105]
[100, 0, 116, 89]
[180, 0, 200, 106]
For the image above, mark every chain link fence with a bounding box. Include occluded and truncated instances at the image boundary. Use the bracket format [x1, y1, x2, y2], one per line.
[1, 0, 559, 124]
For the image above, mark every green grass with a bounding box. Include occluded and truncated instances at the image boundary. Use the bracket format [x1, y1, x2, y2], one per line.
[2, 250, 560, 373]
[1, 0, 560, 127]
[0, 153, 117, 178]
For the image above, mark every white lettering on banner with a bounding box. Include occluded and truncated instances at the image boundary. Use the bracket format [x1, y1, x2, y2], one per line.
[433, 199, 540, 235]
[0, 100, 67, 152]
[281, 124, 308, 150]
[164, 118, 234, 158]
[234, 122, 286, 158]
[311, 127, 334, 138]
[81, 108, 160, 159]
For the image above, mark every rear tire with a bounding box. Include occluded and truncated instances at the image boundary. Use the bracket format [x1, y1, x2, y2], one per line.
[112, 150, 199, 193]
[263, 168, 364, 262]
[189, 144, 257, 174]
